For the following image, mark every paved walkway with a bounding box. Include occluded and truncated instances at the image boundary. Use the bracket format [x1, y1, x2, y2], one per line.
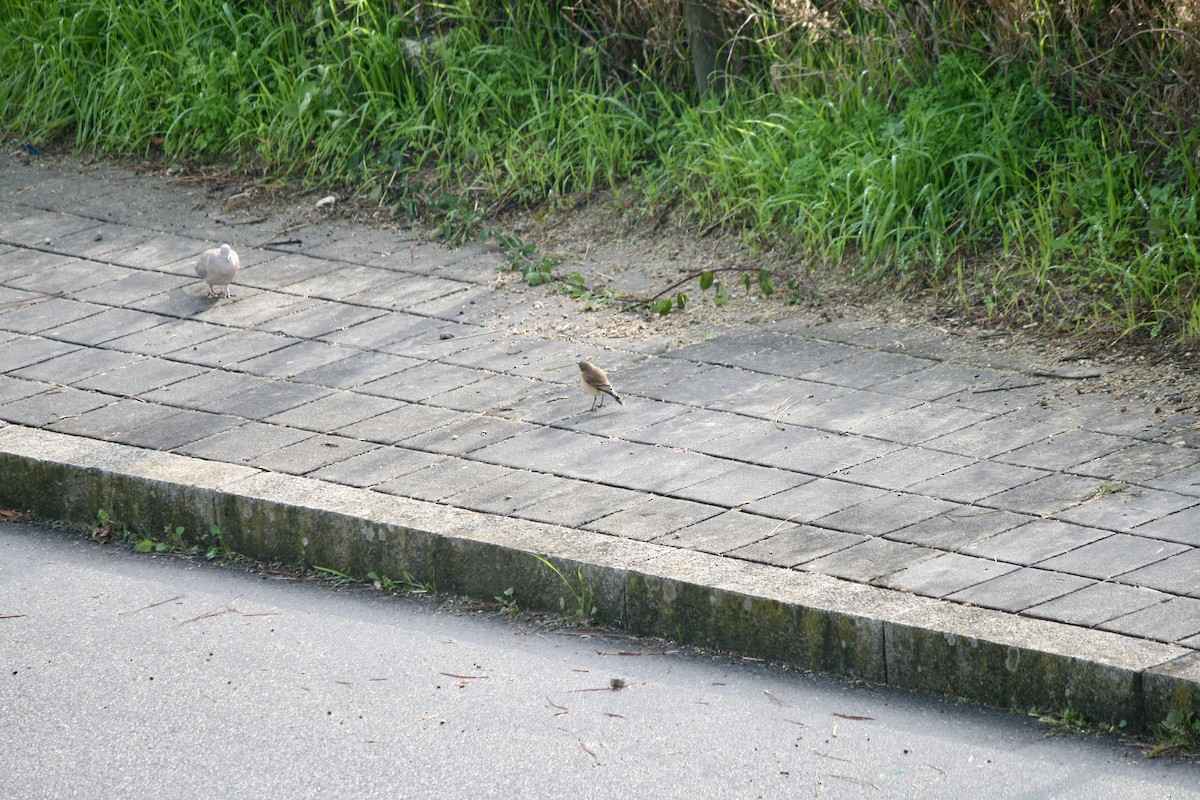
[2, 153, 1199, 726]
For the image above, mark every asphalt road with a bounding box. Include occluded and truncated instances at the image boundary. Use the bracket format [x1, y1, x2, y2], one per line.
[2, 521, 1197, 800]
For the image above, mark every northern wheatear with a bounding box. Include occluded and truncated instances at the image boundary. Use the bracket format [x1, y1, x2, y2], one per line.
[578, 360, 622, 410]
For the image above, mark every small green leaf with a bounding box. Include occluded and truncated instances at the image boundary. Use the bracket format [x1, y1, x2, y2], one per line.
[699, 270, 714, 291]
[675, 292, 687, 310]
[713, 281, 729, 306]
[758, 268, 774, 295]
[652, 298, 673, 315]
[136, 539, 154, 552]
[742, 273, 752, 293]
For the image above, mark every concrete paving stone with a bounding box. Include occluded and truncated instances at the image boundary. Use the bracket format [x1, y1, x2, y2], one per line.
[936, 378, 1054, 414]
[322, 312, 468, 354]
[0, 385, 113, 427]
[726, 427, 901, 476]
[868, 361, 1006, 402]
[802, 537, 940, 582]
[1111, 548, 1200, 596]
[597, 356, 712, 393]
[518, 481, 647, 528]
[47, 223, 155, 259]
[386, 321, 498, 360]
[923, 410, 1078, 459]
[849, 401, 992, 445]
[344, 274, 468, 309]
[743, 477, 887, 523]
[978, 472, 1103, 516]
[1100, 597, 1200, 644]
[47, 398, 182, 441]
[404, 284, 491, 320]
[284, 265, 407, 300]
[595, 446, 739, 495]
[249, 434, 379, 475]
[400, 414, 535, 456]
[556, 396, 684, 435]
[544, 437, 673, 483]
[0, 248, 82, 282]
[195, 292, 318, 330]
[0, 297, 104, 335]
[101, 317, 228, 356]
[833, 447, 977, 490]
[719, 376, 853, 420]
[655, 509, 787, 555]
[256, 299, 387, 339]
[1038, 534, 1189, 580]
[72, 357, 208, 398]
[649, 365, 794, 409]
[307, 446, 446, 488]
[235, 253, 333, 290]
[1131, 505, 1200, 546]
[670, 463, 810, 508]
[166, 330, 296, 368]
[71, 270, 192, 305]
[666, 332, 857, 376]
[583, 494, 720, 544]
[490, 385, 582, 426]
[945, 567, 1096, 612]
[464, 337, 582, 379]
[876, 552, 1020, 599]
[961, 519, 1111, 566]
[118, 408, 243, 450]
[444, 469, 577, 516]
[0, 209, 100, 245]
[1056, 485, 1199, 532]
[1024, 582, 1171, 627]
[425, 373, 549, 414]
[373, 456, 513, 502]
[9, 347, 142, 384]
[175, 422, 315, 464]
[127, 285, 225, 317]
[1071, 441, 1200, 484]
[906, 460, 1051, 504]
[631, 407, 757, 449]
[885, 507, 1037, 550]
[334, 402, 466, 445]
[235, 340, 359, 379]
[422, 250, 512, 282]
[800, 348, 931, 389]
[275, 227, 420, 265]
[0, 335, 79, 372]
[1085, 404, 1177, 439]
[264, 390, 404, 433]
[42, 307, 169, 346]
[777, 389, 922, 433]
[141, 370, 331, 419]
[5, 258, 133, 294]
[0, 375, 53, 405]
[290, 350, 420, 390]
[816, 492, 962, 536]
[358, 361, 487, 403]
[994, 429, 1131, 471]
[726, 525, 867, 568]
[104, 234, 209, 269]
[1146, 466, 1200, 498]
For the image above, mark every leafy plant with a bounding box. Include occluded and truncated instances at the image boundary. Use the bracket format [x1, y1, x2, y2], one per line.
[534, 554, 597, 625]
[1148, 709, 1200, 757]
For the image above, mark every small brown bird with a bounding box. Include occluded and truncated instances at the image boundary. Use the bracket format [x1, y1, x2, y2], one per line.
[579, 360, 623, 410]
[195, 243, 240, 298]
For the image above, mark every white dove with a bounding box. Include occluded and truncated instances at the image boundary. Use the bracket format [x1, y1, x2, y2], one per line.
[195, 243, 240, 298]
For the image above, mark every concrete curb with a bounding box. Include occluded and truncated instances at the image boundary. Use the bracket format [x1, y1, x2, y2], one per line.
[3, 424, 1197, 731]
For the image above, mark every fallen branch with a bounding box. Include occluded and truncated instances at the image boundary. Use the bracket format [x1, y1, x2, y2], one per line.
[119, 594, 183, 616]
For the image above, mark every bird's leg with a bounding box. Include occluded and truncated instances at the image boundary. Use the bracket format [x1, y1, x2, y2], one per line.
[590, 396, 599, 411]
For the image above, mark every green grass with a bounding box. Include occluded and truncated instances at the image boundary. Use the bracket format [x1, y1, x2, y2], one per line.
[3, 0, 1200, 340]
